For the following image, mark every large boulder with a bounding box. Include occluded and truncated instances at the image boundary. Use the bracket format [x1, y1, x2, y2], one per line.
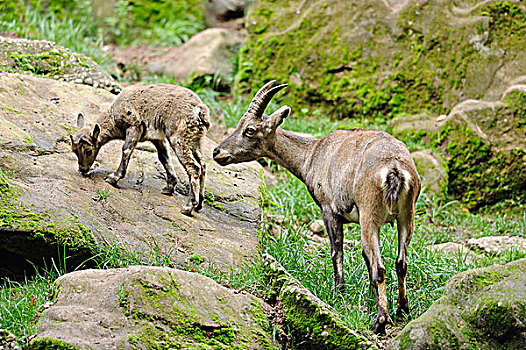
[388, 258, 526, 350]
[31, 266, 275, 349]
[263, 254, 375, 350]
[148, 28, 246, 90]
[390, 85, 525, 210]
[238, 0, 526, 118]
[0, 36, 120, 93]
[0, 72, 263, 278]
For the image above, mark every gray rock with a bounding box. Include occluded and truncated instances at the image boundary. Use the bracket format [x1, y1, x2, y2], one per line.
[426, 242, 482, 265]
[410, 150, 448, 199]
[388, 258, 526, 350]
[148, 28, 246, 90]
[31, 266, 275, 349]
[0, 73, 263, 278]
[0, 36, 120, 94]
[467, 236, 526, 255]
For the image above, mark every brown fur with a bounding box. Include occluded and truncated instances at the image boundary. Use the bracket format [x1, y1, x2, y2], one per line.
[71, 84, 211, 216]
[213, 84, 421, 334]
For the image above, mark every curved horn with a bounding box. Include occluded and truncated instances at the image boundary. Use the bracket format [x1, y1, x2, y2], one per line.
[247, 81, 288, 117]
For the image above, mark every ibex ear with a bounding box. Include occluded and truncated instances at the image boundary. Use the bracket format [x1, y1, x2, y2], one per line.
[266, 106, 291, 129]
[77, 113, 85, 128]
[92, 123, 101, 141]
[69, 134, 74, 145]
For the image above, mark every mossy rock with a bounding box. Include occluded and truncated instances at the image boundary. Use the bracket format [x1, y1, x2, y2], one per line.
[0, 36, 120, 93]
[263, 254, 376, 350]
[238, 0, 526, 119]
[32, 266, 276, 349]
[390, 88, 526, 210]
[410, 150, 448, 199]
[388, 258, 526, 350]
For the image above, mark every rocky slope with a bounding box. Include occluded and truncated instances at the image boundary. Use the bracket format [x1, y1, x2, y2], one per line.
[0, 72, 262, 278]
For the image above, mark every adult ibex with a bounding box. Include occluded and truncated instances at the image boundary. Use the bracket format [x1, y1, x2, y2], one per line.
[213, 81, 420, 334]
[70, 84, 210, 216]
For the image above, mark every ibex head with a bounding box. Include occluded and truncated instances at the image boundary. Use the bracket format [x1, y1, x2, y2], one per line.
[213, 80, 289, 165]
[70, 113, 101, 176]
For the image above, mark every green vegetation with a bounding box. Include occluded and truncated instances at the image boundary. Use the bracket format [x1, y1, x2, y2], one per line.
[0, 0, 206, 65]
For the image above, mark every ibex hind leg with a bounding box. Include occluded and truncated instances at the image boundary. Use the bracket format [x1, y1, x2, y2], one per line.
[171, 137, 202, 216]
[106, 126, 141, 186]
[152, 139, 178, 195]
[192, 147, 206, 212]
[395, 208, 415, 320]
[360, 214, 392, 334]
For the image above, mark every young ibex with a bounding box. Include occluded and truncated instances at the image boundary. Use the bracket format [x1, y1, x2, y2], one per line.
[70, 84, 211, 216]
[213, 81, 420, 334]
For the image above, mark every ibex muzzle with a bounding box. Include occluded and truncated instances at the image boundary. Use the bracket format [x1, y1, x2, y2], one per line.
[213, 80, 421, 334]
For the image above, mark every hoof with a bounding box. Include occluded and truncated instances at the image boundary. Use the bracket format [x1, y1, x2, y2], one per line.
[180, 206, 193, 217]
[105, 175, 119, 187]
[372, 314, 392, 335]
[161, 186, 174, 196]
[195, 195, 204, 212]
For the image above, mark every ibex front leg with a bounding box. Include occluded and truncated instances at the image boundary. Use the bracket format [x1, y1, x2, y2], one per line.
[322, 208, 345, 290]
[105, 126, 141, 186]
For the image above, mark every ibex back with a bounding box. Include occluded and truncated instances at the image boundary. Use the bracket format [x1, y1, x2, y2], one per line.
[213, 81, 420, 334]
[70, 84, 210, 216]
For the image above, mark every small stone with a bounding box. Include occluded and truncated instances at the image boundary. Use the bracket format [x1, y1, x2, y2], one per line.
[309, 220, 325, 235]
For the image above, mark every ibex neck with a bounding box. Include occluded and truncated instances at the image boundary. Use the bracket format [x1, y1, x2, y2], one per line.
[268, 128, 317, 182]
[96, 117, 118, 147]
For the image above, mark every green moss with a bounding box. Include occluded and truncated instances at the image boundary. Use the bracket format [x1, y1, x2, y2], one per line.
[440, 118, 525, 210]
[29, 336, 79, 350]
[0, 169, 97, 258]
[120, 272, 259, 349]
[238, 0, 526, 120]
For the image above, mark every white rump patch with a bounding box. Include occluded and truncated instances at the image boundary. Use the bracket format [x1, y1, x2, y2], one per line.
[401, 169, 412, 192]
[379, 167, 389, 187]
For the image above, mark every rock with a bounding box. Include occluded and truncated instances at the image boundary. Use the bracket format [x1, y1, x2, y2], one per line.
[31, 266, 275, 349]
[426, 242, 482, 265]
[390, 85, 525, 210]
[0, 330, 19, 350]
[388, 258, 526, 350]
[0, 36, 120, 94]
[206, 0, 249, 27]
[262, 254, 375, 350]
[148, 28, 246, 91]
[309, 219, 325, 235]
[410, 150, 448, 199]
[467, 236, 526, 255]
[238, 1, 526, 118]
[0, 73, 263, 278]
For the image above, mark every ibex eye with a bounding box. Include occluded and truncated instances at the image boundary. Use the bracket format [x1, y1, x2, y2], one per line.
[85, 149, 92, 156]
[245, 127, 256, 136]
